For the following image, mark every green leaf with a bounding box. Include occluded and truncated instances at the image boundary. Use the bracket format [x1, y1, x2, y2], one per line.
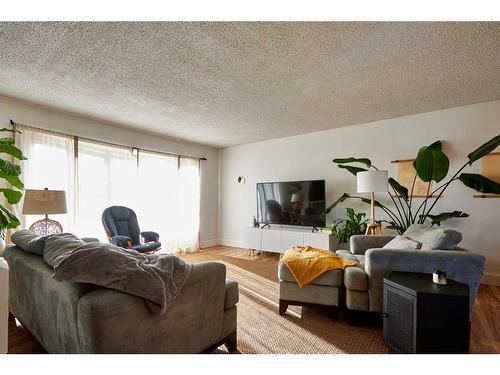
[0, 188, 22, 204]
[0, 171, 24, 189]
[419, 211, 469, 226]
[0, 159, 21, 176]
[0, 204, 21, 229]
[332, 157, 372, 168]
[458, 173, 500, 194]
[325, 193, 351, 214]
[414, 144, 449, 183]
[0, 141, 27, 160]
[467, 135, 500, 165]
[338, 165, 368, 175]
[427, 140, 443, 151]
[0, 137, 15, 145]
[388, 177, 409, 201]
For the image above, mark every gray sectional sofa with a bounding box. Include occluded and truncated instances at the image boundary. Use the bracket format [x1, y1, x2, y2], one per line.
[337, 234, 485, 320]
[278, 225, 486, 322]
[5, 243, 239, 353]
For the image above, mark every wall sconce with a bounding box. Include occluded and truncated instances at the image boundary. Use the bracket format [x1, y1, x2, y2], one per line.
[237, 176, 246, 183]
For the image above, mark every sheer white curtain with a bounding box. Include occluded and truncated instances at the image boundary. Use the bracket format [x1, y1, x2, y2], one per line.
[15, 126, 201, 253]
[136, 153, 200, 253]
[77, 140, 136, 240]
[14, 126, 75, 232]
[175, 157, 200, 253]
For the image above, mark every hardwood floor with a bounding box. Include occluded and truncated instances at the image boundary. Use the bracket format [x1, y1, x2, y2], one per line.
[7, 245, 500, 353]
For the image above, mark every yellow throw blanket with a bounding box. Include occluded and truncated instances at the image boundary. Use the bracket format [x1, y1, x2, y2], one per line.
[280, 246, 358, 287]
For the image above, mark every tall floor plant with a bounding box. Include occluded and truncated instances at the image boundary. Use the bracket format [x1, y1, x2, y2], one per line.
[326, 135, 500, 234]
[0, 128, 26, 239]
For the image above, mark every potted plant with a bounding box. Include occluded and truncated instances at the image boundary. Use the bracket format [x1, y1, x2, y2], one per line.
[331, 208, 368, 247]
[326, 135, 500, 234]
[0, 127, 26, 254]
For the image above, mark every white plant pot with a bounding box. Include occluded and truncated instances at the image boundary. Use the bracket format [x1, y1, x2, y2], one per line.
[0, 238, 5, 258]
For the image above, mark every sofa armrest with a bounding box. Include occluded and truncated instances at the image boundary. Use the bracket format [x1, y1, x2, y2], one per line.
[77, 261, 228, 353]
[141, 231, 159, 243]
[224, 278, 239, 309]
[349, 235, 395, 255]
[365, 248, 485, 318]
[111, 235, 132, 248]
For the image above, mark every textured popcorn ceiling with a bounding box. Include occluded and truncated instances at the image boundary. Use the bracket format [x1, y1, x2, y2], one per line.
[0, 22, 499, 147]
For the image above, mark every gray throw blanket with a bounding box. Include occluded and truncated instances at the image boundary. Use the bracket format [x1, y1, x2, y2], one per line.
[47, 236, 192, 315]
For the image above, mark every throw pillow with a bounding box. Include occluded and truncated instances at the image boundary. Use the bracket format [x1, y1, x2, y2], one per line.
[43, 233, 87, 268]
[11, 230, 49, 255]
[382, 235, 422, 250]
[403, 224, 462, 250]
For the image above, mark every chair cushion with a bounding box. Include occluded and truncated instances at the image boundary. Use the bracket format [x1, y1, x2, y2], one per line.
[278, 262, 342, 287]
[224, 278, 239, 309]
[403, 224, 462, 250]
[131, 242, 161, 253]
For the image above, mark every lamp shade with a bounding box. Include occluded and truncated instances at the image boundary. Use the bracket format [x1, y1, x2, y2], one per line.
[357, 170, 388, 193]
[22, 189, 67, 215]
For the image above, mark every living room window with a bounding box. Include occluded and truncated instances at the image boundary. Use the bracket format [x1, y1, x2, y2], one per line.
[13, 125, 201, 253]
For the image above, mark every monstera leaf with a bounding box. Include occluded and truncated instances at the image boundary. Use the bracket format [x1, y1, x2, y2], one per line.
[467, 135, 500, 165]
[388, 178, 409, 201]
[420, 211, 469, 226]
[337, 165, 368, 175]
[458, 173, 500, 194]
[332, 157, 372, 168]
[414, 141, 449, 183]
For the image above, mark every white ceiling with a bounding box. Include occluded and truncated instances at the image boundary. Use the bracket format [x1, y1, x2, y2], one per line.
[0, 22, 499, 148]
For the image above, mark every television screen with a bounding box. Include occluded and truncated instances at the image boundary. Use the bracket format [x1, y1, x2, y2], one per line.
[256, 180, 326, 227]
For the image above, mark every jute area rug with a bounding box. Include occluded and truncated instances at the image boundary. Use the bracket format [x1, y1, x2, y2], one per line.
[178, 248, 388, 354]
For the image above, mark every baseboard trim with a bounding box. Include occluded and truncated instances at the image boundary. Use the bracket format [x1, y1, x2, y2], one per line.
[200, 239, 219, 249]
[481, 273, 500, 286]
[220, 239, 244, 248]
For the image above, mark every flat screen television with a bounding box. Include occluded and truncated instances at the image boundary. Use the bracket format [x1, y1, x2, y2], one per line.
[256, 180, 326, 228]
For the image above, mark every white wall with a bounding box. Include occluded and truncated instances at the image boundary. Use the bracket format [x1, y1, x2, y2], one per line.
[0, 95, 220, 248]
[220, 100, 500, 284]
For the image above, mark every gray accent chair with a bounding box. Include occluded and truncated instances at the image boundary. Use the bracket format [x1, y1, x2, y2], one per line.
[336, 235, 485, 321]
[5, 245, 238, 353]
[278, 264, 342, 318]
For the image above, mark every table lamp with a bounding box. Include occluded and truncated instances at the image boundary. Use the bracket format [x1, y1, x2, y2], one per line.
[357, 170, 388, 235]
[22, 188, 67, 235]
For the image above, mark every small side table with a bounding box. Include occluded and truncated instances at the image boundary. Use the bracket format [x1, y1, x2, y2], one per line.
[383, 272, 470, 354]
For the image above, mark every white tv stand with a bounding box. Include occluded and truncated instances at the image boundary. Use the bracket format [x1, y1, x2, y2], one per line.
[243, 225, 338, 254]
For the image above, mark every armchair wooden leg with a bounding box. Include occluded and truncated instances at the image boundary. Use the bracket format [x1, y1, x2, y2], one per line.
[224, 331, 238, 353]
[279, 299, 288, 315]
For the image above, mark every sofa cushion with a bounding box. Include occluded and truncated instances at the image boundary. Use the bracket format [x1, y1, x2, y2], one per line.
[383, 235, 422, 250]
[224, 278, 239, 309]
[278, 262, 342, 287]
[403, 224, 462, 250]
[336, 250, 365, 268]
[11, 230, 48, 255]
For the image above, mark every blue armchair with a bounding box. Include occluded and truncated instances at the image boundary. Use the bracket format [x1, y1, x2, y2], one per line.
[102, 206, 161, 253]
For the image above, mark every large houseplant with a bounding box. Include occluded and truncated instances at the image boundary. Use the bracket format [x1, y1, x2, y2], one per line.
[0, 127, 26, 244]
[331, 208, 368, 245]
[326, 135, 500, 234]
